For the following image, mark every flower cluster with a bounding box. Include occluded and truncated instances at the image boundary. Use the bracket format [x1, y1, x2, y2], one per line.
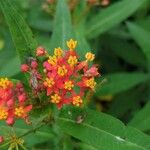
[22, 39, 99, 109]
[0, 78, 32, 126]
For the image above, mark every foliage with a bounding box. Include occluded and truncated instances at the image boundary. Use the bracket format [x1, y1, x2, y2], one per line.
[0, 0, 150, 149]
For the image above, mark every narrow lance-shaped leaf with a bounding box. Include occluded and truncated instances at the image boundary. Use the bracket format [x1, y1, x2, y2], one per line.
[86, 0, 147, 39]
[50, 0, 74, 52]
[127, 22, 150, 67]
[95, 73, 150, 96]
[0, 0, 37, 62]
[75, 22, 91, 59]
[57, 107, 150, 150]
[128, 101, 150, 132]
[0, 119, 55, 148]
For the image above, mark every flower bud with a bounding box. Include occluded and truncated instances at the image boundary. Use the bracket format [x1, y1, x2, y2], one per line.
[16, 82, 23, 89]
[36, 46, 47, 56]
[6, 117, 14, 126]
[31, 60, 38, 69]
[0, 136, 4, 144]
[101, 0, 110, 6]
[7, 99, 14, 107]
[21, 64, 29, 72]
[18, 93, 26, 103]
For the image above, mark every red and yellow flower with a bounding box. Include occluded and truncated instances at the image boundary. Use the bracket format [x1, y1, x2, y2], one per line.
[0, 78, 32, 126]
[22, 39, 99, 109]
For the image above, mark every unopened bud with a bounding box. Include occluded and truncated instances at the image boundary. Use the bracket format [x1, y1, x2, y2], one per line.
[6, 117, 14, 126]
[7, 99, 14, 107]
[21, 64, 29, 72]
[36, 46, 47, 56]
[18, 93, 26, 103]
[0, 136, 4, 144]
[31, 61, 38, 69]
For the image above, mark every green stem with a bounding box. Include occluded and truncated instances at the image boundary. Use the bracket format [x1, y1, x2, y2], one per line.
[0, 141, 11, 148]
[19, 144, 28, 150]
[15, 144, 19, 150]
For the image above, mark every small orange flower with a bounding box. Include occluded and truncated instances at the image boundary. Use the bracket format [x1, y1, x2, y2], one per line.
[85, 52, 95, 61]
[0, 78, 13, 89]
[72, 96, 83, 106]
[54, 47, 63, 57]
[44, 77, 55, 88]
[51, 93, 61, 104]
[0, 107, 8, 120]
[57, 65, 67, 76]
[85, 78, 96, 90]
[67, 55, 78, 67]
[64, 80, 74, 90]
[66, 39, 77, 50]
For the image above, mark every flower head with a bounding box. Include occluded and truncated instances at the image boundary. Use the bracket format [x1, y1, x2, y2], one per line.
[21, 39, 99, 109]
[0, 78, 32, 126]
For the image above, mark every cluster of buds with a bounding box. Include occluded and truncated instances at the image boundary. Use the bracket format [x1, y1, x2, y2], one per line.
[21, 57, 43, 95]
[22, 39, 99, 109]
[0, 78, 32, 126]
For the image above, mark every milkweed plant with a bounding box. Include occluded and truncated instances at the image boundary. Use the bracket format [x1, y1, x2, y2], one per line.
[1, 0, 150, 149]
[0, 39, 99, 149]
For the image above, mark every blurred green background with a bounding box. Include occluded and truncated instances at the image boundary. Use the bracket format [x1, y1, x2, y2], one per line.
[1, 0, 150, 149]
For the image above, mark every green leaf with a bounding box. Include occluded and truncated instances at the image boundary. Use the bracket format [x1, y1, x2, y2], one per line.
[77, 143, 97, 150]
[0, 56, 20, 77]
[86, 0, 147, 39]
[57, 107, 150, 150]
[101, 35, 147, 68]
[0, 31, 20, 77]
[50, 0, 74, 51]
[108, 89, 142, 119]
[75, 23, 91, 59]
[63, 136, 73, 150]
[127, 22, 150, 65]
[96, 73, 150, 96]
[128, 101, 150, 132]
[28, 6, 53, 32]
[0, 0, 37, 62]
[0, 120, 54, 148]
